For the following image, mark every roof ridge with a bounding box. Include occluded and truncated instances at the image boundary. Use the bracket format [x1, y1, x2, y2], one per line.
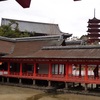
[0, 36, 16, 42]
[42, 45, 100, 50]
[0, 35, 61, 42]
[2, 18, 58, 26]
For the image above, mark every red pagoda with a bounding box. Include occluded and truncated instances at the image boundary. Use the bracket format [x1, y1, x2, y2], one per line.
[87, 9, 100, 44]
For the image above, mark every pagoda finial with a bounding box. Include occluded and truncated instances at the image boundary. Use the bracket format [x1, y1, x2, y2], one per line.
[94, 8, 96, 18]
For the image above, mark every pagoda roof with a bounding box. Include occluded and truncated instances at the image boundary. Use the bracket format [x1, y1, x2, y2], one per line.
[88, 17, 100, 23]
[87, 29, 100, 32]
[87, 25, 100, 28]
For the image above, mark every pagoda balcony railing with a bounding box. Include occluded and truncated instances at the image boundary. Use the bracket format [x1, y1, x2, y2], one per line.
[87, 29, 100, 32]
[87, 25, 100, 28]
[88, 38, 100, 42]
[87, 34, 100, 37]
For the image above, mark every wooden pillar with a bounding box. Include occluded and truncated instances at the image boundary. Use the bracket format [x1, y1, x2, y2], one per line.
[48, 81, 51, 87]
[33, 63, 36, 76]
[84, 83, 88, 91]
[85, 65, 88, 81]
[20, 63, 22, 76]
[49, 63, 52, 78]
[78, 65, 82, 87]
[96, 65, 99, 78]
[8, 62, 10, 75]
[65, 82, 68, 89]
[33, 80, 36, 85]
[19, 78, 22, 84]
[84, 65, 88, 90]
[7, 77, 9, 83]
[73, 82, 75, 87]
[94, 65, 99, 79]
[69, 64, 72, 76]
[65, 64, 69, 79]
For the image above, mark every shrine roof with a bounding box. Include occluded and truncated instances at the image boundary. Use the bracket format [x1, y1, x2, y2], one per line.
[1, 18, 69, 35]
[1, 35, 100, 59]
[0, 38, 14, 55]
[31, 45, 100, 59]
[0, 35, 67, 57]
[3, 44, 100, 59]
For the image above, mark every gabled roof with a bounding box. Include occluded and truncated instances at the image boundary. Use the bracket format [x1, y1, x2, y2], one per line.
[1, 18, 67, 35]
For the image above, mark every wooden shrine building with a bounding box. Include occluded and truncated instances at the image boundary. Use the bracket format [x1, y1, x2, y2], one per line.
[0, 34, 100, 91]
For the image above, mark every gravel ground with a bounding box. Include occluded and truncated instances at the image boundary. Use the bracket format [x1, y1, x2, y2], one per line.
[0, 85, 100, 100]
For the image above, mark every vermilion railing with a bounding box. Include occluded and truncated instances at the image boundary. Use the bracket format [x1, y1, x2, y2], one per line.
[22, 72, 33, 76]
[10, 72, 20, 75]
[36, 74, 48, 77]
[52, 74, 65, 78]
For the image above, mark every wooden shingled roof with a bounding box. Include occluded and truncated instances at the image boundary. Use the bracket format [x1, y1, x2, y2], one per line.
[0, 37, 15, 55]
[0, 35, 70, 58]
[1, 35, 100, 59]
[32, 45, 100, 59]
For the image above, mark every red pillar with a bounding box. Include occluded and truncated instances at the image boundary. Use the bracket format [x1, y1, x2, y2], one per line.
[85, 65, 88, 81]
[33, 63, 36, 76]
[69, 64, 72, 76]
[20, 63, 22, 76]
[8, 62, 10, 75]
[48, 63, 52, 78]
[65, 64, 69, 79]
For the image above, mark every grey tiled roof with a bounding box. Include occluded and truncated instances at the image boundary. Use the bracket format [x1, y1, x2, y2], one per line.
[1, 18, 67, 35]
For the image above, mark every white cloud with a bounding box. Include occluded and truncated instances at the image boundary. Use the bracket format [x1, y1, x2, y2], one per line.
[0, 0, 100, 38]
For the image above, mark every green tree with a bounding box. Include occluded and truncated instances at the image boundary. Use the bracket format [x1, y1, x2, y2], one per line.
[0, 20, 34, 38]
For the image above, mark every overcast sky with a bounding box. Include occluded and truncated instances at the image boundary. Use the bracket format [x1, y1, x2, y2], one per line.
[0, 0, 100, 38]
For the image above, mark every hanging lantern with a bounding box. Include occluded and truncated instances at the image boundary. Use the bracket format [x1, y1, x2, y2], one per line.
[16, 0, 31, 8]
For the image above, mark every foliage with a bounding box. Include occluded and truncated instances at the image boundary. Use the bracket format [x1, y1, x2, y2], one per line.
[0, 20, 35, 38]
